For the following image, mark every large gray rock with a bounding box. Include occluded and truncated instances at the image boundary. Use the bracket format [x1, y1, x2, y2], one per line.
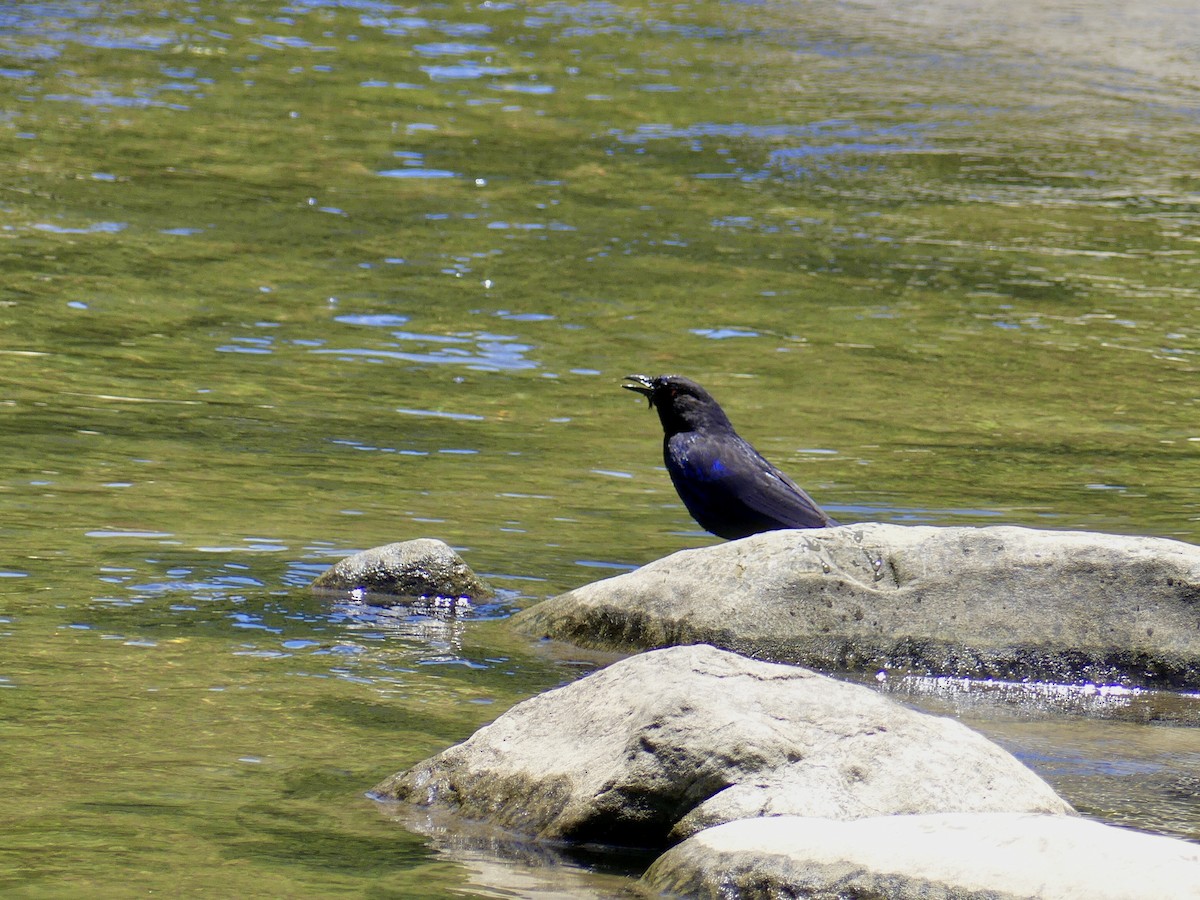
[311, 538, 493, 600]
[643, 812, 1200, 899]
[513, 524, 1200, 688]
[372, 645, 1071, 847]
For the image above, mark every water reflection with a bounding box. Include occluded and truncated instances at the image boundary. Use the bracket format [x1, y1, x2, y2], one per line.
[32, 221, 127, 234]
[690, 327, 759, 340]
[312, 332, 539, 371]
[251, 34, 329, 51]
[78, 550, 523, 677]
[377, 167, 459, 179]
[491, 82, 556, 95]
[421, 63, 510, 81]
[414, 42, 495, 57]
[334, 313, 409, 328]
[0, 4, 174, 56]
[380, 802, 650, 900]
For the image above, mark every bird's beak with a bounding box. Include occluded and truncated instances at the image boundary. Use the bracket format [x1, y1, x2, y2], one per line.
[623, 374, 655, 405]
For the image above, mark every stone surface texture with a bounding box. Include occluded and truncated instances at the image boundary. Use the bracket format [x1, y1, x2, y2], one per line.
[373, 645, 1071, 847]
[643, 812, 1200, 900]
[514, 523, 1200, 686]
[311, 538, 493, 600]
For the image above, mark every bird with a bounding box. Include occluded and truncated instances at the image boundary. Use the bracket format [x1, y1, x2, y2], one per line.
[623, 374, 838, 540]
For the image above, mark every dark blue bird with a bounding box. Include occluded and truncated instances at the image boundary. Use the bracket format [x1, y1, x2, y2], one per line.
[623, 374, 838, 539]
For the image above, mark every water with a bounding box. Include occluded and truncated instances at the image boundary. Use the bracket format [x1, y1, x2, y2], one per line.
[2, 0, 1198, 894]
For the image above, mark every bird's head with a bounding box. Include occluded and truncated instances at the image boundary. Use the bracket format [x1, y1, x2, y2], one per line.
[623, 374, 734, 435]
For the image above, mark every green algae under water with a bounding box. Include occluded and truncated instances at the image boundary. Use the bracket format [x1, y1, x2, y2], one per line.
[1, 0, 1199, 895]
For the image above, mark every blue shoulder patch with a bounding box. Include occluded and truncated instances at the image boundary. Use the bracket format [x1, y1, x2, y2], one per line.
[685, 457, 727, 481]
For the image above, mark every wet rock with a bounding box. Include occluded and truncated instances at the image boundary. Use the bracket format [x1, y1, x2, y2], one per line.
[513, 523, 1200, 688]
[311, 538, 493, 600]
[643, 812, 1200, 900]
[372, 645, 1071, 848]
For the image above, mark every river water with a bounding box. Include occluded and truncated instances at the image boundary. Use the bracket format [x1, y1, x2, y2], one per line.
[1, 0, 1198, 895]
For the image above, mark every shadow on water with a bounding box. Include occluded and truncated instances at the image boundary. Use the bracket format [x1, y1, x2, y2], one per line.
[377, 802, 653, 899]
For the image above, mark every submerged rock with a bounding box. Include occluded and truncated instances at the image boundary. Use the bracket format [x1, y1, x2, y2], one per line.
[372, 645, 1071, 848]
[311, 538, 493, 600]
[513, 523, 1200, 688]
[643, 812, 1200, 900]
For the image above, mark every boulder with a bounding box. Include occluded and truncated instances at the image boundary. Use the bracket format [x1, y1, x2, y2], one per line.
[643, 812, 1200, 899]
[372, 645, 1071, 848]
[513, 524, 1200, 688]
[311, 538, 493, 600]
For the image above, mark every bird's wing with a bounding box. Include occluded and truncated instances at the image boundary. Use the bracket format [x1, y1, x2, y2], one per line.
[727, 439, 835, 528]
[670, 432, 835, 531]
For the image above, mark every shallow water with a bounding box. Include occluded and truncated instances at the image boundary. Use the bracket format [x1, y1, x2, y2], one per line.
[2, 0, 1199, 895]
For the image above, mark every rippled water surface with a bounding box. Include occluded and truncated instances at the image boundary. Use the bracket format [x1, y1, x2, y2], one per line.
[2, 0, 1199, 895]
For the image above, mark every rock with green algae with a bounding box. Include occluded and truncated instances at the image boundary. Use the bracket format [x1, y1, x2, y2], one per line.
[311, 538, 493, 601]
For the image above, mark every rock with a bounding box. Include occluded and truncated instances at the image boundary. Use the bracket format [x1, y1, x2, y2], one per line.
[643, 812, 1200, 900]
[372, 645, 1072, 848]
[311, 538, 493, 600]
[512, 523, 1200, 688]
